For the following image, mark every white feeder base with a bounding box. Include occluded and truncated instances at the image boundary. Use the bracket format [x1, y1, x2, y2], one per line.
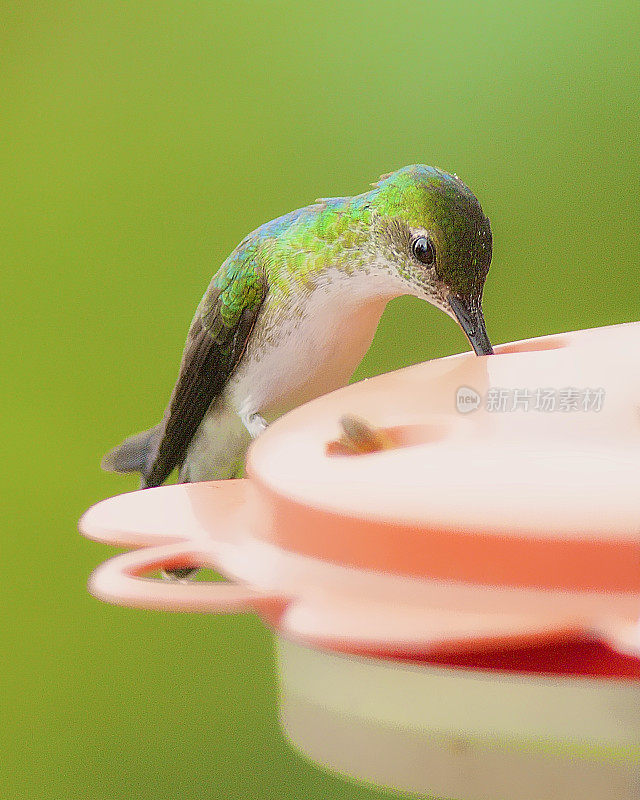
[276, 638, 640, 800]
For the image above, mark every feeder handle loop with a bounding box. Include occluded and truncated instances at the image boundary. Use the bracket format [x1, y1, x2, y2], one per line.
[88, 543, 287, 615]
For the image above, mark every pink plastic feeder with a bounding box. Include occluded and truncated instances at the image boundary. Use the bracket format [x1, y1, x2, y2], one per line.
[81, 322, 640, 800]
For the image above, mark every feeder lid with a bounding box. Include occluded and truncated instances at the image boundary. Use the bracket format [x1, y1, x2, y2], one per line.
[246, 323, 640, 591]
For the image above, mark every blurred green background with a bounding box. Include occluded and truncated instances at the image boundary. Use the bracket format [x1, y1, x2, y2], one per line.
[3, 1, 640, 798]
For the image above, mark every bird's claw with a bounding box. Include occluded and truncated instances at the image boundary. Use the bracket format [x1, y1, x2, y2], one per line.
[162, 567, 198, 582]
[243, 412, 268, 439]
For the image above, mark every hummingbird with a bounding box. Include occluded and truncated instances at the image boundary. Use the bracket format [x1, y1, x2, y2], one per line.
[102, 165, 493, 502]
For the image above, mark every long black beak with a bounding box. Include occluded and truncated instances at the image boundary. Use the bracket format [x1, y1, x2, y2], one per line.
[447, 294, 493, 355]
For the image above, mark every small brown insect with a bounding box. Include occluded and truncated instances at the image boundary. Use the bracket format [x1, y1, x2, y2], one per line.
[328, 414, 395, 456]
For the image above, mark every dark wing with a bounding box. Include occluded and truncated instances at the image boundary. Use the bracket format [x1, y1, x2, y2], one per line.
[142, 265, 267, 488]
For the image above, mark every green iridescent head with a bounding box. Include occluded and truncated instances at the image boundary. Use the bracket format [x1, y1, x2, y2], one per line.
[370, 165, 493, 355]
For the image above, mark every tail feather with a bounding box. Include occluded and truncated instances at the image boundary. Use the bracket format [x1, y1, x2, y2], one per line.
[101, 426, 160, 477]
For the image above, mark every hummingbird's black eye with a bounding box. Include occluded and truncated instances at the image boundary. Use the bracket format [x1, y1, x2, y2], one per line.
[412, 236, 436, 266]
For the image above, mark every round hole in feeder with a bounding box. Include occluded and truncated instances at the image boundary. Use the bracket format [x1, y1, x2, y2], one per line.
[494, 336, 567, 355]
[326, 421, 450, 457]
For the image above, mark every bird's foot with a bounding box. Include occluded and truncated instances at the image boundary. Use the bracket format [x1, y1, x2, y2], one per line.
[162, 567, 198, 582]
[242, 412, 268, 439]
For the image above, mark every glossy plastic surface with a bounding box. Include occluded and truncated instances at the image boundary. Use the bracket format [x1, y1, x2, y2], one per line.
[80, 323, 640, 662]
